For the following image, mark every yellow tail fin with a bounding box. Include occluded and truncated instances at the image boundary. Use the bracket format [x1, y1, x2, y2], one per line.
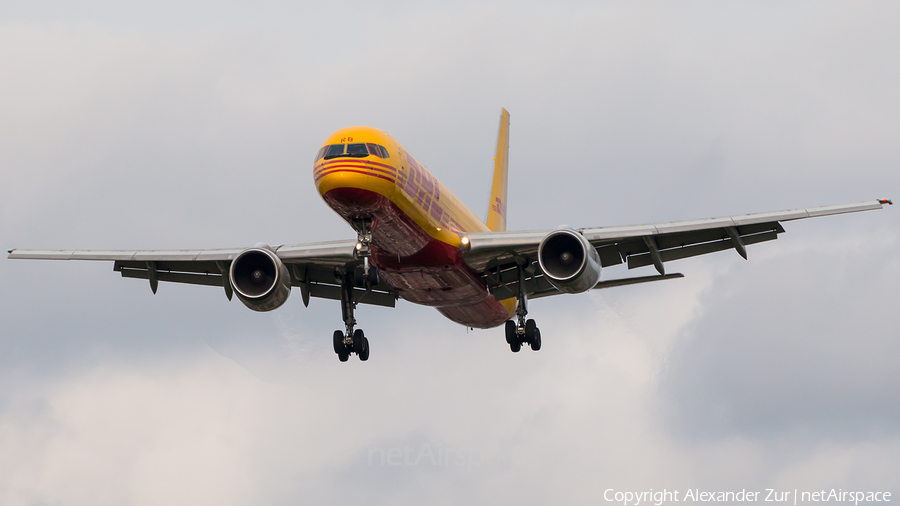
[486, 108, 510, 232]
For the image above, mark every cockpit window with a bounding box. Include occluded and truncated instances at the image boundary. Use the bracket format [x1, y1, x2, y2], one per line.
[346, 143, 369, 157]
[365, 143, 390, 159]
[324, 144, 345, 159]
[320, 142, 390, 160]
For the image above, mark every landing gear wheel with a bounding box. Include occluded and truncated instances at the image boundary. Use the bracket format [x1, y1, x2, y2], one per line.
[524, 319, 537, 343]
[338, 350, 349, 362]
[531, 328, 541, 351]
[333, 330, 345, 354]
[354, 265, 380, 287]
[359, 337, 370, 361]
[353, 329, 366, 355]
[510, 340, 521, 353]
[505, 320, 517, 344]
[354, 266, 366, 287]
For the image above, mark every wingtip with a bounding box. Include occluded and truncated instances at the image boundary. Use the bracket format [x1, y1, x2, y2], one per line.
[879, 198, 893, 205]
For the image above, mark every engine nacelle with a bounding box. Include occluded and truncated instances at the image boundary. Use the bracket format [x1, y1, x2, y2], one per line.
[230, 247, 291, 312]
[537, 229, 601, 294]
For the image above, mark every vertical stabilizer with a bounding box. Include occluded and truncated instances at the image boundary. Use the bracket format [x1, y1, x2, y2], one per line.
[486, 108, 510, 231]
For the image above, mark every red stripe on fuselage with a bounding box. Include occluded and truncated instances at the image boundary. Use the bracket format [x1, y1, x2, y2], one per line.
[315, 168, 396, 184]
[316, 158, 396, 170]
[314, 164, 397, 179]
[315, 159, 397, 174]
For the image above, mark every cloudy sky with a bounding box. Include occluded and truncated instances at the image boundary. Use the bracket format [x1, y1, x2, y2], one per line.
[1, 1, 899, 504]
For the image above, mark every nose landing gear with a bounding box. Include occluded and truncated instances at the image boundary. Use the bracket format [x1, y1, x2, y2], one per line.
[353, 218, 379, 287]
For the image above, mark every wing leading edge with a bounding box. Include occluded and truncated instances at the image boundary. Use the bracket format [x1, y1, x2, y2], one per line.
[7, 240, 397, 308]
[463, 199, 891, 299]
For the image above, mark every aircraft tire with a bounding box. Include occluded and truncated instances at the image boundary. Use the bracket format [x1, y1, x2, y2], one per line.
[505, 320, 517, 344]
[333, 330, 345, 354]
[510, 340, 521, 353]
[524, 319, 537, 343]
[354, 266, 366, 287]
[531, 328, 541, 351]
[353, 329, 366, 354]
[367, 266, 380, 286]
[338, 351, 349, 362]
[359, 338, 370, 361]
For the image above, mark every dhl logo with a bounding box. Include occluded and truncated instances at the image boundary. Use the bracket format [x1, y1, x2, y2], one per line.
[491, 197, 505, 219]
[397, 151, 465, 234]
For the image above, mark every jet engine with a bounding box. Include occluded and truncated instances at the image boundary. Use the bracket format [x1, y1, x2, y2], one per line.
[537, 229, 601, 294]
[230, 247, 292, 312]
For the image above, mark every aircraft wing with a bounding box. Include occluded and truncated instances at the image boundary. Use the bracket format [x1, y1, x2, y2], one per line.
[7, 240, 398, 308]
[462, 199, 891, 300]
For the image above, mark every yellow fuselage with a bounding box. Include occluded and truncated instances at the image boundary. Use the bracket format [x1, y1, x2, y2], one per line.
[314, 126, 516, 328]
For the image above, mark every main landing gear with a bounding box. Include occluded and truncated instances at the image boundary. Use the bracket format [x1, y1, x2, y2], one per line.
[505, 260, 542, 352]
[505, 319, 541, 352]
[333, 219, 379, 362]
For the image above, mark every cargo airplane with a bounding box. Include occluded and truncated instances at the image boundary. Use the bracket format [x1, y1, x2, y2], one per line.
[7, 109, 892, 361]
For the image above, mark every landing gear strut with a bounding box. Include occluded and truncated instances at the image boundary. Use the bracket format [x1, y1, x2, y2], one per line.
[505, 260, 541, 352]
[332, 272, 370, 361]
[333, 218, 378, 362]
[353, 218, 379, 287]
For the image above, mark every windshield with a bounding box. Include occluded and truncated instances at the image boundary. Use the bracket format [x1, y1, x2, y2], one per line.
[323, 144, 345, 159]
[346, 143, 369, 156]
[319, 143, 390, 161]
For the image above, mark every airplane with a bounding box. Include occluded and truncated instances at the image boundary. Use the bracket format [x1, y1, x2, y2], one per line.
[7, 109, 892, 362]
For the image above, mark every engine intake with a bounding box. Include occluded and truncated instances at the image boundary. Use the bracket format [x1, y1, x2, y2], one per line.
[230, 247, 291, 312]
[537, 229, 601, 293]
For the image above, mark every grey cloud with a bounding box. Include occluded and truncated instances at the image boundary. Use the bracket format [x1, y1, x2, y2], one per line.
[1, 1, 899, 504]
[662, 227, 900, 440]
